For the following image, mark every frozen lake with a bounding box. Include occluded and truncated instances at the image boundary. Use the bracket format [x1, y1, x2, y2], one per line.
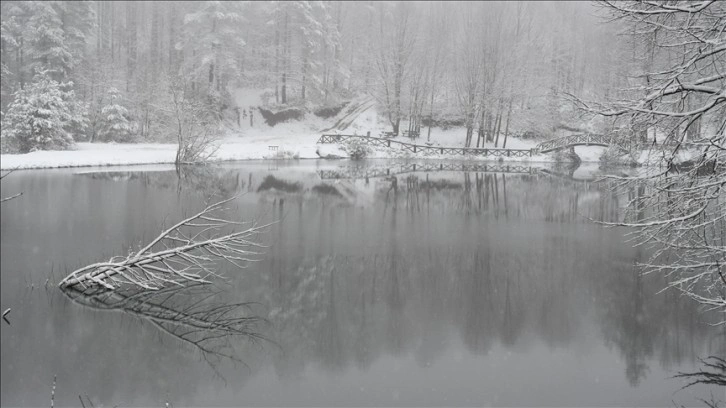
[1, 160, 722, 406]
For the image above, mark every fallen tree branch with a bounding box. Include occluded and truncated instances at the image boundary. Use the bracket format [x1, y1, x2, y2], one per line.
[0, 167, 23, 203]
[59, 195, 274, 290]
[0, 192, 22, 203]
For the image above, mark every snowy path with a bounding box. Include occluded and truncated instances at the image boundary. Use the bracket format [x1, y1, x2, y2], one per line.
[322, 96, 376, 132]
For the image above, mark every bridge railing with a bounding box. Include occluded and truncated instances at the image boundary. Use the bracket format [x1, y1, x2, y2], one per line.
[533, 133, 702, 153]
[534, 133, 634, 153]
[317, 134, 533, 158]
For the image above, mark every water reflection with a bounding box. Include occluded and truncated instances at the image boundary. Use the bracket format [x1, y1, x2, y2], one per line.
[1, 161, 722, 406]
[61, 283, 266, 376]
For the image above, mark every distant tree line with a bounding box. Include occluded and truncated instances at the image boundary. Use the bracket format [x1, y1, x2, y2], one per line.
[3, 1, 712, 153]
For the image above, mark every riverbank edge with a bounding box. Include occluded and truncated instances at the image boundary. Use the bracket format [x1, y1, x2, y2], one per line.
[0, 141, 637, 171]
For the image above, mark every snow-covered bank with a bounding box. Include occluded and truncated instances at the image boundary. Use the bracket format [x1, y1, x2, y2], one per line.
[0, 136, 610, 170]
[0, 132, 669, 170]
[0, 128, 323, 170]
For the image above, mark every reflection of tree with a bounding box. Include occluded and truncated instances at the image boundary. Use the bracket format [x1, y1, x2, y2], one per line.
[205, 168, 719, 389]
[675, 356, 726, 388]
[500, 275, 525, 346]
[61, 283, 265, 377]
[175, 166, 245, 197]
[78, 166, 245, 199]
[460, 247, 495, 355]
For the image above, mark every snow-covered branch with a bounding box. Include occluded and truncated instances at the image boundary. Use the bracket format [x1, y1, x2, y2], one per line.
[59, 195, 273, 291]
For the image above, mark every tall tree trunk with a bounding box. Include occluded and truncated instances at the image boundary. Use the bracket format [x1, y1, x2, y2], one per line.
[477, 106, 487, 148]
[110, 3, 115, 63]
[209, 18, 217, 91]
[17, 42, 24, 89]
[427, 86, 435, 141]
[150, 2, 160, 81]
[333, 1, 342, 92]
[169, 2, 177, 74]
[126, 2, 137, 93]
[502, 99, 513, 149]
[96, 2, 102, 55]
[274, 9, 280, 104]
[281, 11, 288, 104]
[486, 112, 494, 143]
[493, 100, 503, 147]
[301, 46, 307, 100]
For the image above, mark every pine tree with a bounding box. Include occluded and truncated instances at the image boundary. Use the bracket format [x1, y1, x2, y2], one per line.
[24, 1, 74, 80]
[180, 1, 246, 96]
[99, 87, 136, 143]
[1, 70, 87, 153]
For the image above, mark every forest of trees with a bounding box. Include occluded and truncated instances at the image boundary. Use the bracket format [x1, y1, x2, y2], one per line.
[0, 1, 639, 153]
[0, 1, 722, 153]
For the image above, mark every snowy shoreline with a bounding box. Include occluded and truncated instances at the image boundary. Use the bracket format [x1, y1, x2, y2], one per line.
[1, 131, 620, 171]
[0, 141, 610, 171]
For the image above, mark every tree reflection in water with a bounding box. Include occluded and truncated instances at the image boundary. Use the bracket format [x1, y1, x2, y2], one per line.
[61, 282, 267, 378]
[52, 164, 723, 397]
[245, 168, 719, 389]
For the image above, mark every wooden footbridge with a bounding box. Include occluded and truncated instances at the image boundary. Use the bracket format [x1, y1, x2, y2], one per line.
[317, 132, 693, 158]
[317, 134, 533, 158]
[534, 133, 631, 153]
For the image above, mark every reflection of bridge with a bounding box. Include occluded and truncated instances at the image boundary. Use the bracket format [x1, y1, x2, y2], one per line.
[319, 162, 539, 180]
[317, 134, 533, 158]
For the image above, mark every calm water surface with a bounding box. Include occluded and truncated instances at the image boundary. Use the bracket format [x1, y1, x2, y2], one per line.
[1, 160, 723, 407]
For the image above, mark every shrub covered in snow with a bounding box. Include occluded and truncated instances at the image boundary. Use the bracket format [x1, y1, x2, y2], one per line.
[314, 102, 349, 118]
[258, 107, 306, 126]
[343, 138, 372, 160]
[600, 146, 639, 167]
[1, 70, 87, 153]
[98, 87, 137, 143]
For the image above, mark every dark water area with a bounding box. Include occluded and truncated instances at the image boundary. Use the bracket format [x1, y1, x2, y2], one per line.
[1, 160, 723, 407]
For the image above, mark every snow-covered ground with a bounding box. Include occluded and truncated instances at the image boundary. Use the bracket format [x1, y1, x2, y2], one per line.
[0, 94, 683, 170]
[0, 131, 614, 170]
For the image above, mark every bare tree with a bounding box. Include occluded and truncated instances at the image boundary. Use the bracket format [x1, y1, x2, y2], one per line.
[573, 1, 726, 318]
[375, 2, 416, 136]
[59, 195, 271, 290]
[166, 76, 221, 165]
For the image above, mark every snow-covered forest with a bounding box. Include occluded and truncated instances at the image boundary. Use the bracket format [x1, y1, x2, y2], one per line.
[4, 1, 721, 155]
[2, 2, 725, 405]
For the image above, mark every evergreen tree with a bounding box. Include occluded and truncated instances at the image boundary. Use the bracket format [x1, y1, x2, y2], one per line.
[99, 87, 136, 143]
[24, 1, 74, 80]
[179, 1, 246, 95]
[1, 70, 87, 153]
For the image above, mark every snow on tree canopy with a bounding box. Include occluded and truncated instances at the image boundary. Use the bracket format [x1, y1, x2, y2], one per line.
[1, 70, 87, 153]
[99, 87, 137, 143]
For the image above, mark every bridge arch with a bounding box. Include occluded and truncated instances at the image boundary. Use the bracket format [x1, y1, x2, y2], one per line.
[535, 133, 631, 153]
